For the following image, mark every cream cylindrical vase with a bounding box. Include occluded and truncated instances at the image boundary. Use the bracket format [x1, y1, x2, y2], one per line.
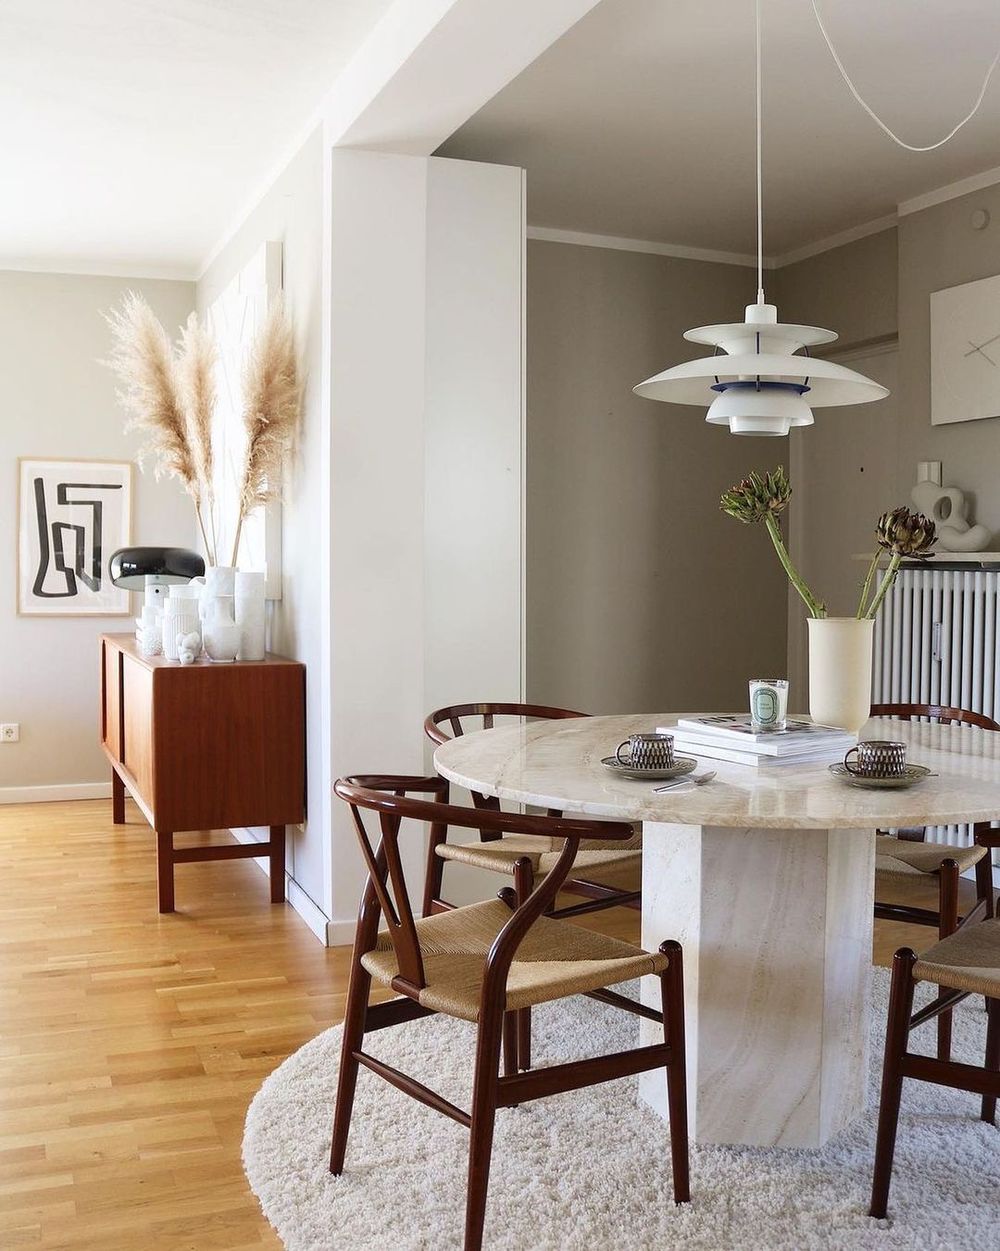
[807, 616, 874, 733]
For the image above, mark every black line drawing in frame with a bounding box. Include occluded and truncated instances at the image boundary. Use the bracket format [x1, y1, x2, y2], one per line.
[17, 459, 132, 616]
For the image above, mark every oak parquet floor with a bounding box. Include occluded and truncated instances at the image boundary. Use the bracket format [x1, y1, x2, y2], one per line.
[0, 798, 985, 1248]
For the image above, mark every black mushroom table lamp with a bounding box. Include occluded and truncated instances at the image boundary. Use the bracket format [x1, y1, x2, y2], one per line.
[109, 546, 205, 604]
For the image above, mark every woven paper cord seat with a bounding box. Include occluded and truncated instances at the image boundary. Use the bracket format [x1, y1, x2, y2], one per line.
[437, 831, 642, 888]
[361, 898, 667, 1022]
[875, 835, 988, 881]
[912, 917, 1000, 998]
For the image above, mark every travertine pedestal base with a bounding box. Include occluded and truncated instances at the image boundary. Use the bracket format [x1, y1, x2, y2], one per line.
[639, 822, 874, 1148]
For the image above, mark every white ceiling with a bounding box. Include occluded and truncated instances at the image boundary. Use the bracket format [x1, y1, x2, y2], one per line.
[0, 0, 393, 277]
[440, 0, 1000, 259]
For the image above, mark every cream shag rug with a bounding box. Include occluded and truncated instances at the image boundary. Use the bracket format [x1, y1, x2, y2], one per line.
[243, 971, 999, 1250]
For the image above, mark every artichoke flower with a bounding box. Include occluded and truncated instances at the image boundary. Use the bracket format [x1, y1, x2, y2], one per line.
[720, 467, 792, 525]
[720, 465, 825, 618]
[859, 507, 937, 619]
[874, 507, 936, 559]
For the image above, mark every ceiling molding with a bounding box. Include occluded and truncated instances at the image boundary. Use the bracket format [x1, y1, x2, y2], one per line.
[0, 257, 197, 283]
[897, 164, 1000, 217]
[526, 216, 899, 270]
[774, 214, 898, 267]
[526, 225, 762, 269]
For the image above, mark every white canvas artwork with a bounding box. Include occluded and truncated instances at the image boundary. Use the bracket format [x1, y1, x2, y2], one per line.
[930, 272, 1000, 426]
[206, 240, 283, 598]
[17, 458, 132, 615]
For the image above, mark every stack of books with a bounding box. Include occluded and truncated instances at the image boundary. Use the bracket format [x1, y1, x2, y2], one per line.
[659, 715, 856, 768]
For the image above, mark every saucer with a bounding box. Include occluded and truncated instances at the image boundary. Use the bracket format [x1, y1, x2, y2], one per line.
[827, 762, 933, 790]
[601, 756, 697, 781]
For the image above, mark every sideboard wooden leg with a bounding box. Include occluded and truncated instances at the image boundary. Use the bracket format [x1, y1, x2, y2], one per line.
[112, 770, 126, 824]
[269, 825, 286, 903]
[156, 831, 175, 913]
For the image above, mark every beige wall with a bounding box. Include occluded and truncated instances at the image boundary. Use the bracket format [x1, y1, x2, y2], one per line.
[197, 127, 325, 915]
[526, 239, 788, 715]
[0, 270, 195, 795]
[898, 185, 1000, 535]
[773, 228, 898, 352]
[773, 228, 901, 705]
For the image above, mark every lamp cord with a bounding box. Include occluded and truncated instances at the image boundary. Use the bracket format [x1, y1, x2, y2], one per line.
[755, 0, 764, 303]
[812, 0, 1000, 153]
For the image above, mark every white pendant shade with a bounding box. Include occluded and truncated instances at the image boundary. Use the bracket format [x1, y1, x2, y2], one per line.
[634, 303, 888, 435]
[631, 0, 891, 436]
[705, 385, 814, 438]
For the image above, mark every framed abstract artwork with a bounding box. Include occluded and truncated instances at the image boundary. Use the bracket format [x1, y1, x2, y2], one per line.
[930, 273, 1000, 425]
[17, 458, 133, 616]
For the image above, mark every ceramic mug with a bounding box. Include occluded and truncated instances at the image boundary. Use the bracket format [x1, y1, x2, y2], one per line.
[616, 732, 675, 770]
[843, 739, 907, 779]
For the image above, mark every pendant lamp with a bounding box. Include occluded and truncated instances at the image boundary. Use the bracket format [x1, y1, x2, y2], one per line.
[633, 0, 888, 435]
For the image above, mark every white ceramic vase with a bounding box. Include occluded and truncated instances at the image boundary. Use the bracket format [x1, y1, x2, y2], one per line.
[203, 597, 241, 663]
[807, 616, 874, 733]
[200, 566, 236, 625]
[234, 570, 266, 661]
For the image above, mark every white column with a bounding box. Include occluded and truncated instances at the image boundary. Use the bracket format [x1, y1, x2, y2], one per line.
[325, 150, 525, 936]
[639, 823, 874, 1148]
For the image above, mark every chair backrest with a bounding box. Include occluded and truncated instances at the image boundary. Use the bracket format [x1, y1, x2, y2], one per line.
[423, 703, 588, 835]
[423, 702, 588, 747]
[334, 775, 634, 993]
[869, 703, 1000, 732]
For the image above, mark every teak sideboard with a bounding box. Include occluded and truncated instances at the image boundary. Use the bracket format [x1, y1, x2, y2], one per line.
[100, 633, 306, 912]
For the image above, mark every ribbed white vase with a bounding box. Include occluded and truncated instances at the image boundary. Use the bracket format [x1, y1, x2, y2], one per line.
[807, 617, 874, 733]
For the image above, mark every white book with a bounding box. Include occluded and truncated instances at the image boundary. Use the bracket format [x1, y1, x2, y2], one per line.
[668, 715, 854, 757]
[672, 738, 847, 769]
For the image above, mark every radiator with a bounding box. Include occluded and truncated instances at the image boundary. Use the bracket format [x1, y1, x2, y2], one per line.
[872, 566, 1000, 847]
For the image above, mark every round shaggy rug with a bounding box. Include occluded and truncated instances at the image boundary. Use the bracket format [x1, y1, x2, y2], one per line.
[243, 971, 999, 1250]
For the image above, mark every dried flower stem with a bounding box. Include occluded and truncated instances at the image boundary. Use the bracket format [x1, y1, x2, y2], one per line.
[856, 552, 880, 619]
[230, 300, 301, 566]
[763, 514, 827, 619]
[864, 553, 903, 621]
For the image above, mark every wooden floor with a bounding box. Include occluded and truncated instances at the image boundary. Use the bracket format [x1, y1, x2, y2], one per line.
[0, 799, 985, 1249]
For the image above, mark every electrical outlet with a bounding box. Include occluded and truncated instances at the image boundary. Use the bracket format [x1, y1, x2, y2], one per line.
[1, 724, 20, 743]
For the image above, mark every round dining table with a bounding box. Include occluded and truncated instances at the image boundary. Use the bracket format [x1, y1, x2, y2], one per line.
[433, 712, 1000, 1150]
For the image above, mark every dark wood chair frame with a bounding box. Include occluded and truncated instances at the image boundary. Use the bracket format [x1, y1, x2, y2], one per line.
[424, 703, 645, 1070]
[870, 940, 1000, 1220]
[869, 703, 1000, 1059]
[330, 775, 690, 1251]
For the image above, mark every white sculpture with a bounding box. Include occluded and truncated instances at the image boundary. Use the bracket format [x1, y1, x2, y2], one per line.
[176, 631, 201, 665]
[911, 473, 991, 552]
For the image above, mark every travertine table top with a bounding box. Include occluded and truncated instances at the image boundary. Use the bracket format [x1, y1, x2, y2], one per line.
[433, 713, 1000, 829]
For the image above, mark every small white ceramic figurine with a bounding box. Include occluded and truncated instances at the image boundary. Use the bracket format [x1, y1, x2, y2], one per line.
[176, 631, 201, 665]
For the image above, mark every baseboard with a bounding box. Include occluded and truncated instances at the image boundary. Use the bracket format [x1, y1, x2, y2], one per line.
[326, 918, 361, 947]
[229, 826, 330, 944]
[0, 781, 113, 804]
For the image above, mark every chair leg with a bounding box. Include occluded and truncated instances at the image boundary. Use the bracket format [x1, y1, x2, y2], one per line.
[974, 850, 995, 921]
[513, 858, 534, 1071]
[937, 861, 960, 1061]
[870, 948, 917, 1219]
[465, 1005, 504, 1251]
[502, 1012, 517, 1079]
[660, 940, 690, 1204]
[983, 997, 1000, 1125]
[329, 955, 372, 1174]
[422, 841, 447, 919]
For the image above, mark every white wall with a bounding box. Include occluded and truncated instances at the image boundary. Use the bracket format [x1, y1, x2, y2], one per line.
[326, 149, 525, 936]
[197, 128, 327, 929]
[0, 270, 195, 800]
